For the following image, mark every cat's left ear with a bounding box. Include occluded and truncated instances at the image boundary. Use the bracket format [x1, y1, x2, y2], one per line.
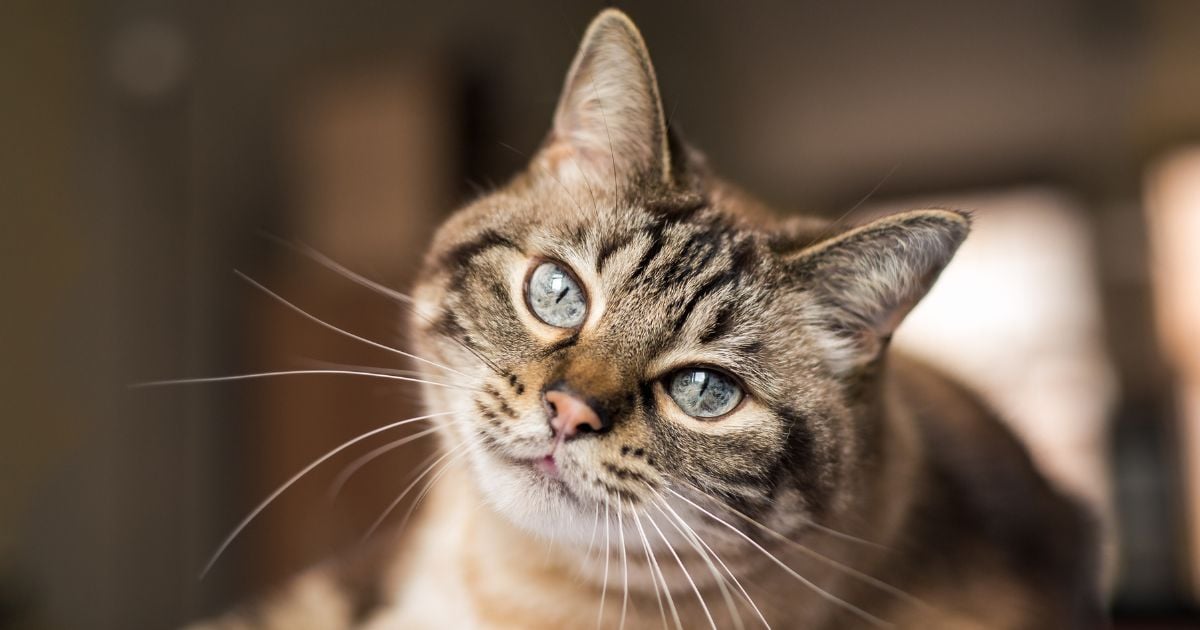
[785, 210, 971, 375]
[536, 9, 673, 189]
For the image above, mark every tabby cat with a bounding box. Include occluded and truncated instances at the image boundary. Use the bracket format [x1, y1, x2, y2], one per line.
[194, 9, 1101, 629]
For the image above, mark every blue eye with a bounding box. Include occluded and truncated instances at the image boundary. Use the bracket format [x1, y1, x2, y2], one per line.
[526, 261, 587, 328]
[668, 368, 742, 418]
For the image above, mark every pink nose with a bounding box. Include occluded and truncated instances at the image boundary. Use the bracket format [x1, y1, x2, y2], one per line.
[544, 390, 604, 440]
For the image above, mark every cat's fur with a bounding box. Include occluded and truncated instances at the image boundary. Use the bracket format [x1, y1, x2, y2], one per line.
[193, 9, 1101, 629]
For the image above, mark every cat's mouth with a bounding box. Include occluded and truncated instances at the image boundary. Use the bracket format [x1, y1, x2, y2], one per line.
[534, 454, 559, 477]
[493, 447, 587, 504]
[517, 450, 568, 484]
[531, 427, 572, 478]
[486, 423, 571, 481]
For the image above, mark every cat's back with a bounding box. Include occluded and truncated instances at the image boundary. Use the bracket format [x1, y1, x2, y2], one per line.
[884, 355, 1103, 629]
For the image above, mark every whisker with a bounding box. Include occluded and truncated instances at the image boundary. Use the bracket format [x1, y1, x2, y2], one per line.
[497, 140, 598, 214]
[802, 520, 890, 552]
[362, 442, 469, 541]
[256, 233, 416, 304]
[645, 507, 718, 630]
[652, 496, 748, 630]
[676, 481, 885, 552]
[617, 494, 630, 630]
[234, 270, 472, 379]
[307, 361, 429, 380]
[568, 154, 600, 213]
[537, 163, 589, 218]
[586, 501, 601, 563]
[392, 441, 478, 537]
[544, 519, 558, 568]
[133, 369, 475, 393]
[305, 359, 473, 392]
[589, 78, 621, 201]
[197, 410, 456, 578]
[256, 234, 506, 377]
[655, 494, 769, 630]
[390, 439, 480, 539]
[665, 488, 892, 629]
[597, 496, 611, 630]
[327, 427, 443, 500]
[631, 508, 673, 630]
[801, 163, 900, 250]
[678, 482, 923, 611]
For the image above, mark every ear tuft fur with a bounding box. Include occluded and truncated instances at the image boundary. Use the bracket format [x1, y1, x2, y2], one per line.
[788, 209, 971, 375]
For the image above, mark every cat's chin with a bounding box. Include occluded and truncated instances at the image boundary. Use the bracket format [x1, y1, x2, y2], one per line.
[464, 446, 602, 545]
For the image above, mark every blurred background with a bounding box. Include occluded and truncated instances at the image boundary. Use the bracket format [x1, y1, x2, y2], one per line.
[4, 1, 1200, 628]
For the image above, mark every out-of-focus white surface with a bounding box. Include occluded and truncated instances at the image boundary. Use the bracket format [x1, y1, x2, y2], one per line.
[1146, 148, 1200, 599]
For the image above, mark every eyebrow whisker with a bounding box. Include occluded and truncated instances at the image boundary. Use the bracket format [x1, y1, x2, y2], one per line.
[234, 269, 472, 379]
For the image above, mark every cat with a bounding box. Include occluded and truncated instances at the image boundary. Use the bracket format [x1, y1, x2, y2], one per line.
[191, 8, 1102, 629]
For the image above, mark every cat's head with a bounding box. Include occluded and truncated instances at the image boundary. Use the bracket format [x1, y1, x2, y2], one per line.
[411, 9, 968, 544]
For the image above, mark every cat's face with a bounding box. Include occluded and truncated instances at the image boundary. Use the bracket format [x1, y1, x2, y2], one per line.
[411, 10, 967, 545]
[413, 183, 848, 543]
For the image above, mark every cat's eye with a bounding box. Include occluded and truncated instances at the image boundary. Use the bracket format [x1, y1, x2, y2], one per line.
[525, 261, 588, 329]
[667, 368, 742, 419]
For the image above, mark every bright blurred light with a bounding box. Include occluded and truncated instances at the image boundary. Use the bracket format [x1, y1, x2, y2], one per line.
[1146, 147, 1200, 599]
[1147, 148, 1200, 374]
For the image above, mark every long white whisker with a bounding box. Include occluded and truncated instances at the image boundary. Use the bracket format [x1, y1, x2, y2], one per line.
[656, 494, 769, 630]
[197, 410, 456, 578]
[645, 508, 717, 630]
[652, 497, 746, 630]
[257, 234, 416, 304]
[686, 521, 770, 630]
[679, 481, 924, 612]
[587, 500, 601, 563]
[617, 494, 629, 630]
[362, 443, 469, 541]
[674, 484, 887, 552]
[632, 507, 675, 630]
[545, 511, 560, 568]
[665, 488, 892, 628]
[393, 441, 478, 537]
[234, 270, 471, 379]
[328, 427, 442, 500]
[804, 520, 890, 551]
[304, 360, 444, 382]
[257, 233, 504, 376]
[133, 369, 474, 392]
[597, 496, 611, 630]
[736, 514, 919, 608]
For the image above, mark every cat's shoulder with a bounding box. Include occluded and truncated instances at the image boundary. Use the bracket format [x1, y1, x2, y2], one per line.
[888, 354, 1104, 626]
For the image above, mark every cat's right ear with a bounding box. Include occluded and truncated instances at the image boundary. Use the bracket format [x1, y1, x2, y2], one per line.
[784, 210, 971, 376]
[534, 9, 673, 191]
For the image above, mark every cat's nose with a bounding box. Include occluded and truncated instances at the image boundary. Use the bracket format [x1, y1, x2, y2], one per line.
[544, 389, 606, 440]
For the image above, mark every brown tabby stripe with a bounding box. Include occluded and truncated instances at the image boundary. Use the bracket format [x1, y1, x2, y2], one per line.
[440, 229, 519, 271]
